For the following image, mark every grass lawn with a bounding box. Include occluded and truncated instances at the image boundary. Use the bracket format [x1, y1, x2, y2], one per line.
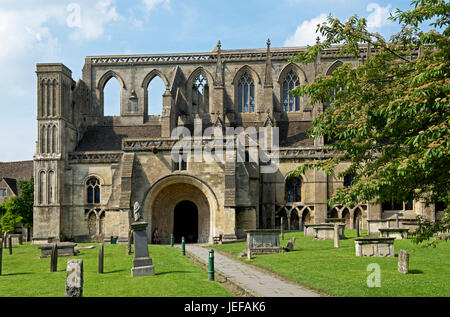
[213, 230, 450, 297]
[0, 243, 233, 297]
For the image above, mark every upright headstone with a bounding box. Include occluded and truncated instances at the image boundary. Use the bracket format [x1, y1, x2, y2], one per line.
[131, 222, 155, 277]
[50, 243, 58, 272]
[396, 213, 400, 229]
[3, 232, 6, 248]
[98, 243, 104, 274]
[8, 235, 12, 255]
[398, 249, 409, 274]
[127, 229, 132, 255]
[0, 238, 2, 276]
[66, 259, 83, 297]
[285, 237, 296, 252]
[356, 219, 360, 237]
[247, 247, 252, 260]
[280, 217, 284, 240]
[334, 224, 340, 248]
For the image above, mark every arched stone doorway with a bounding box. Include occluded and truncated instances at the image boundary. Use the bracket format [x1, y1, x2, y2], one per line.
[143, 175, 218, 244]
[173, 200, 198, 243]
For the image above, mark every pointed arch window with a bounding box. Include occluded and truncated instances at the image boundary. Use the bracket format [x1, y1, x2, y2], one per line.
[192, 73, 209, 114]
[286, 177, 302, 203]
[283, 70, 300, 112]
[48, 171, 55, 204]
[86, 177, 101, 204]
[238, 72, 255, 113]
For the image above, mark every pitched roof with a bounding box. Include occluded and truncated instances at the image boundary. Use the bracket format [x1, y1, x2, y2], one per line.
[0, 178, 18, 196]
[0, 160, 33, 182]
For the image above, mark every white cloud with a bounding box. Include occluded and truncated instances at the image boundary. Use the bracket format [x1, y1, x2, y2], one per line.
[142, 0, 171, 12]
[283, 13, 328, 47]
[69, 0, 122, 41]
[366, 3, 392, 30]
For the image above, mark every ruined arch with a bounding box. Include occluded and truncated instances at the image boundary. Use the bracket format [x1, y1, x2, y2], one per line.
[141, 70, 170, 116]
[326, 60, 344, 76]
[187, 67, 214, 115]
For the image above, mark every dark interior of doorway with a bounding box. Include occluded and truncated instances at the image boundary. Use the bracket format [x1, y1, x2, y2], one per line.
[173, 200, 198, 243]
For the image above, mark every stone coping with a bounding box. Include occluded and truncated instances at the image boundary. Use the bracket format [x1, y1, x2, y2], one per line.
[38, 242, 77, 250]
[379, 228, 409, 232]
[324, 218, 345, 223]
[244, 229, 281, 233]
[354, 237, 395, 242]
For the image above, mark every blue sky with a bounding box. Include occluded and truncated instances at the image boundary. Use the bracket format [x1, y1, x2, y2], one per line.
[0, 0, 417, 161]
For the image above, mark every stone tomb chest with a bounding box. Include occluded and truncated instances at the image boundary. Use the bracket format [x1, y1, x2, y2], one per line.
[39, 242, 79, 258]
[354, 237, 395, 257]
[379, 228, 409, 240]
[305, 223, 346, 240]
[245, 229, 284, 255]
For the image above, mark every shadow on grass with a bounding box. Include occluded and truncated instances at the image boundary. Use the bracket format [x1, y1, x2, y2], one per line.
[1, 272, 33, 276]
[155, 271, 196, 276]
[103, 269, 127, 274]
[408, 269, 424, 274]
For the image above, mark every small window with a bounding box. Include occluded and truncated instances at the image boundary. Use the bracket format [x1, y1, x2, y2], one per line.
[173, 154, 187, 171]
[382, 199, 412, 211]
[86, 177, 101, 204]
[0, 189, 6, 196]
[343, 174, 354, 187]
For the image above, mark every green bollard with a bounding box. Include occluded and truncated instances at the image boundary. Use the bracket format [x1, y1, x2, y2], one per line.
[208, 249, 214, 281]
[170, 234, 174, 247]
[181, 237, 185, 256]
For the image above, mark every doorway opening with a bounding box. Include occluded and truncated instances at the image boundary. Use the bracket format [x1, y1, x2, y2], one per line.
[173, 200, 198, 243]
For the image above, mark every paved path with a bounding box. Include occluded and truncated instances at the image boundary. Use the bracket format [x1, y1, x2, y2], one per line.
[180, 244, 320, 297]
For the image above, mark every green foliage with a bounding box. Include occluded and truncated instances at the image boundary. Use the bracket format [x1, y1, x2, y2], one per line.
[289, 1, 449, 223]
[0, 204, 23, 233]
[414, 208, 450, 246]
[15, 177, 34, 227]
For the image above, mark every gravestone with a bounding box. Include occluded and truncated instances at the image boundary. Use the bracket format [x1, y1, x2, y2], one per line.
[284, 237, 296, 252]
[131, 221, 155, 277]
[398, 250, 409, 274]
[334, 224, 340, 248]
[356, 220, 360, 237]
[245, 229, 284, 255]
[98, 243, 104, 274]
[50, 243, 58, 272]
[127, 229, 132, 255]
[66, 259, 83, 297]
[280, 217, 284, 240]
[354, 237, 395, 257]
[8, 235, 12, 255]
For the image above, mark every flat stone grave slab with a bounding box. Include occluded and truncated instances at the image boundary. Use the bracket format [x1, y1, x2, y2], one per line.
[9, 234, 23, 245]
[354, 237, 395, 257]
[310, 223, 346, 240]
[379, 228, 409, 239]
[245, 229, 285, 255]
[39, 242, 79, 258]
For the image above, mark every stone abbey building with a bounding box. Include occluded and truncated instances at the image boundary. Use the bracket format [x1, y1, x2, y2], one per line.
[32, 41, 443, 244]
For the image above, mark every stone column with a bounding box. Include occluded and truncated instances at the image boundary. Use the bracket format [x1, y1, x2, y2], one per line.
[131, 221, 155, 277]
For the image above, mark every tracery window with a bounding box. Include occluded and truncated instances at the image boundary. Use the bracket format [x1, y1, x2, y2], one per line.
[86, 177, 100, 204]
[192, 73, 209, 113]
[238, 72, 255, 113]
[282, 70, 300, 112]
[286, 177, 302, 203]
[382, 199, 413, 211]
[48, 171, 54, 204]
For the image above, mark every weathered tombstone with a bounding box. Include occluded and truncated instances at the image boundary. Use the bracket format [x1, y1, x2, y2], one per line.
[0, 238, 2, 276]
[98, 243, 104, 274]
[396, 213, 400, 229]
[285, 237, 296, 252]
[398, 250, 409, 274]
[247, 248, 252, 260]
[66, 259, 83, 297]
[8, 235, 12, 255]
[131, 214, 155, 277]
[50, 243, 58, 272]
[356, 220, 360, 237]
[280, 217, 284, 240]
[334, 224, 340, 248]
[127, 229, 132, 255]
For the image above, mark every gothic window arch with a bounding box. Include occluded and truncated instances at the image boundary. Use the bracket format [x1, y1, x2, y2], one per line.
[192, 73, 209, 114]
[86, 177, 101, 204]
[286, 176, 302, 203]
[237, 72, 255, 113]
[40, 125, 46, 153]
[52, 125, 57, 153]
[282, 69, 300, 112]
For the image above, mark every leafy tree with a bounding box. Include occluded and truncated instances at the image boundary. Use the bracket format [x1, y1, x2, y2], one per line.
[0, 199, 23, 233]
[15, 177, 34, 228]
[290, 0, 449, 244]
